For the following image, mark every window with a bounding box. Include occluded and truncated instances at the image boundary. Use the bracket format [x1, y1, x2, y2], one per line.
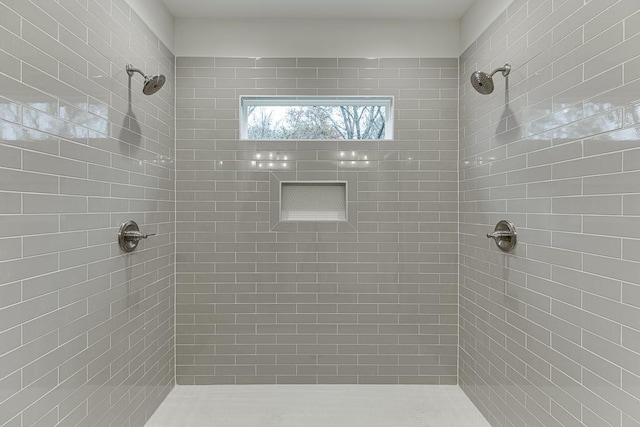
[240, 96, 393, 140]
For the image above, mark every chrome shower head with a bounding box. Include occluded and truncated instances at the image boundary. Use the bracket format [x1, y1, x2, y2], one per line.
[470, 71, 494, 95]
[142, 74, 166, 95]
[126, 64, 166, 95]
[470, 63, 511, 95]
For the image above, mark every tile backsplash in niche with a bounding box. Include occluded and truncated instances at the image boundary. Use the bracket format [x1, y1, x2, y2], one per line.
[176, 57, 459, 385]
[280, 182, 347, 222]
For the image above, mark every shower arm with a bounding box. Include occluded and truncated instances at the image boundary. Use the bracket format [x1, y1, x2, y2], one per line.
[489, 64, 511, 78]
[126, 64, 147, 79]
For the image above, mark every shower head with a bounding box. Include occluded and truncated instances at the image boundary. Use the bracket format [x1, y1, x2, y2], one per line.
[126, 64, 166, 95]
[470, 63, 511, 95]
[470, 71, 495, 95]
[142, 74, 166, 96]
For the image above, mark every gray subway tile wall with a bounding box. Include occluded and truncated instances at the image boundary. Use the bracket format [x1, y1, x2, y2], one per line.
[0, 1, 175, 426]
[175, 57, 459, 385]
[459, 0, 640, 426]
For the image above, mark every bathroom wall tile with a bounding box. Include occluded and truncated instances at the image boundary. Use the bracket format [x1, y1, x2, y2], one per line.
[460, 1, 640, 425]
[176, 57, 457, 384]
[0, 1, 175, 426]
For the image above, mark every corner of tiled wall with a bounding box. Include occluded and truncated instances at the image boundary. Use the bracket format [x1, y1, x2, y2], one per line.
[0, 1, 175, 425]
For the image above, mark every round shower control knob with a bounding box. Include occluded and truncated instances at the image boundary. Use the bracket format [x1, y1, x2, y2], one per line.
[486, 220, 517, 252]
[118, 220, 156, 253]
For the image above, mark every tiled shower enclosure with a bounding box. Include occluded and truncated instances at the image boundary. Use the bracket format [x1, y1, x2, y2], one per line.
[2, 0, 640, 426]
[175, 57, 460, 385]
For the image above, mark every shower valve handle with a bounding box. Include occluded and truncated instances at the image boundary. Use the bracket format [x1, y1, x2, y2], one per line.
[486, 230, 514, 239]
[123, 230, 156, 242]
[486, 220, 518, 252]
[118, 220, 156, 252]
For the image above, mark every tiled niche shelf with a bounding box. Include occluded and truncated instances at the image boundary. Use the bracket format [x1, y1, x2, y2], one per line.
[280, 182, 347, 221]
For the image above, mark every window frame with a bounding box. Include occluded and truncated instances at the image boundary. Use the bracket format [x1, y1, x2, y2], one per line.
[239, 95, 394, 140]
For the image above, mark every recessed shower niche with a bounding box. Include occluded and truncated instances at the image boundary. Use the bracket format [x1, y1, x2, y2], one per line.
[280, 182, 347, 221]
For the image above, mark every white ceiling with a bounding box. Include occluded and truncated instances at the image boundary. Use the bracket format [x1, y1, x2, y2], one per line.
[160, 0, 477, 20]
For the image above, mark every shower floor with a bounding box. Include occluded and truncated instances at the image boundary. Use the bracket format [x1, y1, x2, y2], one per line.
[145, 385, 490, 427]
